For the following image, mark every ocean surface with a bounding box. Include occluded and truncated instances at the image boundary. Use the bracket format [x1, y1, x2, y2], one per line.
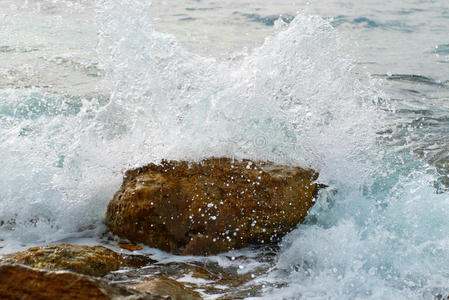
[1, 0, 449, 299]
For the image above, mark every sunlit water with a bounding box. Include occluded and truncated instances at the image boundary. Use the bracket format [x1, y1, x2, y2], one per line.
[1, 0, 449, 299]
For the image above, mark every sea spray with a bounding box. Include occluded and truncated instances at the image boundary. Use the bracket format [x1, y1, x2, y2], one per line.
[96, 0, 382, 167]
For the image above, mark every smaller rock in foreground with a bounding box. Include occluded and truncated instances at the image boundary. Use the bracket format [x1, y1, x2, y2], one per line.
[0, 243, 137, 277]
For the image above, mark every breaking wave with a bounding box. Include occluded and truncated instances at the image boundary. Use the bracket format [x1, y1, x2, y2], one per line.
[1, 0, 448, 298]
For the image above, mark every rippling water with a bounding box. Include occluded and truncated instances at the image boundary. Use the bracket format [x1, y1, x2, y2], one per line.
[1, 0, 448, 299]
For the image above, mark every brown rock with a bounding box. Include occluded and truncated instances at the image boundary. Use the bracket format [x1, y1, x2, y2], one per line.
[129, 277, 203, 300]
[0, 244, 140, 277]
[120, 243, 144, 251]
[0, 264, 161, 300]
[106, 157, 322, 255]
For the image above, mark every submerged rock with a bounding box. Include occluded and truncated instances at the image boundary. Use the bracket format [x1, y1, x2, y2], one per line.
[0, 243, 145, 277]
[129, 277, 203, 300]
[0, 264, 161, 300]
[106, 157, 322, 255]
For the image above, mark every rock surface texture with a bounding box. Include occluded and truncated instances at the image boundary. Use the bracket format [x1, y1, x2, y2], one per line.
[0, 244, 135, 277]
[0, 264, 162, 300]
[129, 277, 203, 300]
[106, 158, 322, 255]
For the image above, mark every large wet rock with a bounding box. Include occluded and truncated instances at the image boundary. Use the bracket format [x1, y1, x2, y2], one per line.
[0, 264, 162, 300]
[106, 158, 322, 255]
[0, 244, 144, 277]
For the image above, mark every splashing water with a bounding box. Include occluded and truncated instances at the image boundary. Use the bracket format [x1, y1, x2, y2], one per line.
[1, 0, 449, 298]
